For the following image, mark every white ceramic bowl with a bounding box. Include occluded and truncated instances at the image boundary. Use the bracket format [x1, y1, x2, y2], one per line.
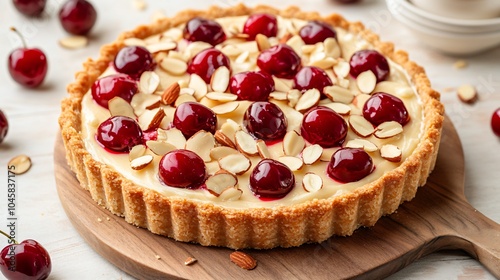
[411, 0, 500, 20]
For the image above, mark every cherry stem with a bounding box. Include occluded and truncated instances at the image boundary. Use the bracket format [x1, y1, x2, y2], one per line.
[10, 27, 27, 49]
[0, 229, 18, 244]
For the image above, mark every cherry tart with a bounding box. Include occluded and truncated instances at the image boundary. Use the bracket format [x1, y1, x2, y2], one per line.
[59, 5, 444, 249]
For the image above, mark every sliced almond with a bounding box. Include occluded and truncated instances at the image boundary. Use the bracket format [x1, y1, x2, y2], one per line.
[160, 57, 188, 75]
[205, 92, 238, 102]
[108, 97, 136, 119]
[352, 94, 371, 109]
[8, 155, 32, 175]
[210, 146, 239, 160]
[256, 34, 271, 51]
[129, 144, 147, 161]
[215, 130, 236, 149]
[130, 154, 153, 170]
[235, 51, 250, 64]
[374, 121, 404, 139]
[333, 61, 350, 78]
[220, 44, 243, 57]
[302, 173, 323, 193]
[131, 93, 161, 116]
[123, 37, 146, 47]
[301, 44, 316, 54]
[322, 102, 351, 115]
[161, 82, 180, 105]
[457, 84, 478, 104]
[356, 70, 377, 94]
[147, 41, 177, 53]
[185, 131, 215, 162]
[256, 140, 271, 159]
[345, 139, 378, 152]
[146, 140, 176, 156]
[302, 144, 323, 165]
[219, 187, 243, 201]
[295, 89, 320, 112]
[230, 251, 257, 270]
[324, 37, 341, 58]
[349, 115, 375, 137]
[277, 156, 303, 171]
[210, 66, 230, 93]
[185, 41, 212, 59]
[273, 76, 292, 92]
[337, 77, 350, 89]
[174, 94, 197, 107]
[380, 144, 402, 162]
[211, 101, 239, 115]
[218, 154, 251, 175]
[180, 87, 196, 96]
[206, 171, 238, 197]
[283, 130, 305, 156]
[235, 130, 258, 155]
[323, 85, 355, 104]
[287, 89, 301, 108]
[59, 36, 88, 49]
[320, 148, 336, 162]
[310, 57, 336, 69]
[269, 91, 288, 101]
[164, 128, 186, 149]
[139, 71, 160, 94]
[189, 74, 208, 100]
[220, 119, 240, 144]
[285, 35, 305, 55]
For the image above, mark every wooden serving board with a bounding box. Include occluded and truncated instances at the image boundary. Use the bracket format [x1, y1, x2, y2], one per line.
[54, 117, 500, 279]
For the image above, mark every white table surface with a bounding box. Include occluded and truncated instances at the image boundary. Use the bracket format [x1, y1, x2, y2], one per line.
[0, 0, 499, 279]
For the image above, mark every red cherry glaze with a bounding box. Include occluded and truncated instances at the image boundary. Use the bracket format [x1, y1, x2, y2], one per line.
[491, 108, 500, 137]
[187, 48, 230, 83]
[243, 101, 287, 141]
[91, 74, 138, 108]
[96, 116, 143, 153]
[0, 239, 52, 280]
[293, 66, 333, 94]
[183, 17, 226, 46]
[327, 148, 373, 183]
[242, 13, 278, 40]
[12, 0, 46, 16]
[58, 0, 97, 35]
[158, 149, 206, 189]
[301, 106, 348, 148]
[249, 159, 295, 199]
[173, 102, 217, 138]
[229, 71, 274, 101]
[299, 20, 337, 45]
[349, 49, 390, 82]
[363, 92, 410, 126]
[113, 46, 155, 79]
[257, 44, 301, 79]
[0, 110, 8, 144]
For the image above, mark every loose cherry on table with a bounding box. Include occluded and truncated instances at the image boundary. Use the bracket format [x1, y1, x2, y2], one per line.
[58, 0, 97, 35]
[96, 116, 144, 153]
[249, 159, 295, 199]
[301, 106, 348, 148]
[8, 27, 48, 88]
[183, 17, 226, 46]
[173, 102, 217, 139]
[257, 44, 301, 79]
[91, 74, 138, 108]
[349, 49, 390, 82]
[363, 92, 410, 126]
[229, 71, 274, 101]
[0, 230, 51, 280]
[242, 13, 278, 40]
[113, 46, 155, 79]
[299, 20, 337, 45]
[293, 66, 333, 94]
[492, 108, 500, 137]
[327, 148, 374, 183]
[0, 110, 8, 144]
[12, 0, 46, 16]
[158, 149, 206, 189]
[187, 48, 230, 83]
[243, 101, 287, 141]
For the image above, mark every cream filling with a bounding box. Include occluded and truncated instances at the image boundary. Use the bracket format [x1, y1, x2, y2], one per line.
[80, 16, 423, 209]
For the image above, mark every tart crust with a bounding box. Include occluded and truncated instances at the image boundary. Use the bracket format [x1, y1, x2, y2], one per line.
[59, 4, 444, 249]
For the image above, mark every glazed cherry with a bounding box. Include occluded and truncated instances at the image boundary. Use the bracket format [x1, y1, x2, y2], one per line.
[327, 148, 373, 183]
[257, 44, 301, 79]
[158, 149, 206, 189]
[349, 49, 390, 82]
[114, 46, 155, 78]
[96, 116, 143, 153]
[12, 0, 46, 16]
[229, 71, 274, 101]
[183, 17, 226, 46]
[491, 108, 500, 137]
[0, 230, 51, 280]
[0, 110, 8, 144]
[301, 106, 348, 148]
[8, 27, 48, 88]
[59, 0, 97, 35]
[173, 102, 217, 138]
[91, 74, 138, 108]
[243, 101, 287, 141]
[242, 13, 278, 40]
[299, 21, 337, 45]
[363, 92, 410, 126]
[187, 48, 230, 83]
[293, 66, 333, 93]
[249, 159, 295, 199]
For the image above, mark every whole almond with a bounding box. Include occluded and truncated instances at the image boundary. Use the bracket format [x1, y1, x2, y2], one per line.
[230, 251, 257, 270]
